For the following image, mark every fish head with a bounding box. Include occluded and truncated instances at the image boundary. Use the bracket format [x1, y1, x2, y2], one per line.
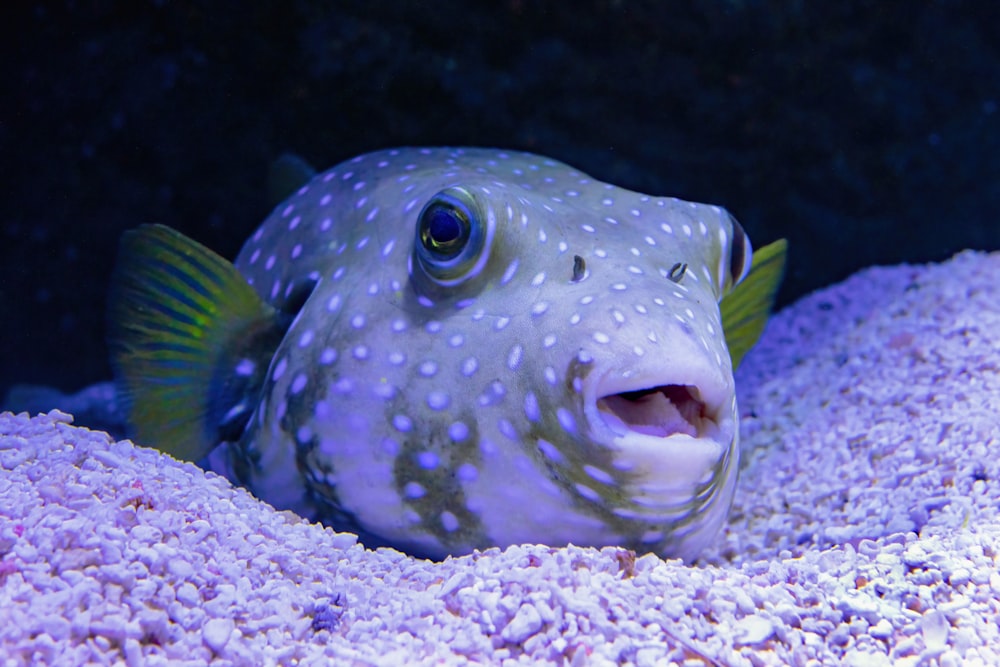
[237, 148, 754, 559]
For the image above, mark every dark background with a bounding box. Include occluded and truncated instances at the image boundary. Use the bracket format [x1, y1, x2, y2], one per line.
[2, 1, 998, 399]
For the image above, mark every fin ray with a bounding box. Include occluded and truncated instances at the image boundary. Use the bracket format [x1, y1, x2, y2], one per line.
[108, 224, 284, 462]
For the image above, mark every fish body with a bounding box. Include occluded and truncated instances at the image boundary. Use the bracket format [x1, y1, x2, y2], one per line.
[109, 147, 785, 560]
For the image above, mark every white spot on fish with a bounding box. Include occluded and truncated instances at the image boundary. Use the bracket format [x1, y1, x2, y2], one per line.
[393, 414, 412, 433]
[440, 511, 459, 532]
[500, 259, 519, 285]
[456, 463, 478, 482]
[449, 421, 469, 442]
[272, 357, 288, 381]
[556, 408, 576, 434]
[417, 451, 439, 469]
[382, 437, 400, 456]
[427, 391, 450, 411]
[524, 392, 540, 422]
[498, 418, 518, 441]
[235, 359, 255, 376]
[507, 344, 523, 371]
[461, 357, 479, 377]
[319, 348, 337, 365]
[373, 383, 395, 400]
[537, 439, 564, 463]
[290, 373, 308, 395]
[583, 466, 615, 486]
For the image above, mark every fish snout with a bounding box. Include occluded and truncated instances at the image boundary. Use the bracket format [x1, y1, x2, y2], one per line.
[578, 337, 737, 493]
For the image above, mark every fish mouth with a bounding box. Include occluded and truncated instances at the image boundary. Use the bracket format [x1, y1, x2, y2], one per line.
[596, 385, 712, 439]
[584, 362, 735, 484]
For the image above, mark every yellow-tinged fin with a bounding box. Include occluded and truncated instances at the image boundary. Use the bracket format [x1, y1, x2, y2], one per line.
[267, 153, 318, 208]
[107, 224, 285, 462]
[720, 238, 788, 369]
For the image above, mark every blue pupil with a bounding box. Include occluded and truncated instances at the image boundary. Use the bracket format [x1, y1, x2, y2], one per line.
[429, 210, 462, 245]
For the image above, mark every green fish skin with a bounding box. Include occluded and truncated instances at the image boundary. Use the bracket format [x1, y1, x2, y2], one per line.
[109, 147, 786, 560]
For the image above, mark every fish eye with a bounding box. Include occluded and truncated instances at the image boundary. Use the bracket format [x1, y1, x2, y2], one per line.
[419, 201, 470, 259]
[414, 188, 491, 286]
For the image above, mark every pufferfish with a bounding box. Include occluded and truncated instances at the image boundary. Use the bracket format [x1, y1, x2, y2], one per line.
[108, 147, 785, 560]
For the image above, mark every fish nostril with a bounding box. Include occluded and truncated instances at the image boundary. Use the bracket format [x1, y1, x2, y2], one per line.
[571, 255, 586, 282]
[667, 262, 687, 283]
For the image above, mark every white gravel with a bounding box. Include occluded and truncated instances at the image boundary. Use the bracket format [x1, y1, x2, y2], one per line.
[2, 249, 999, 666]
